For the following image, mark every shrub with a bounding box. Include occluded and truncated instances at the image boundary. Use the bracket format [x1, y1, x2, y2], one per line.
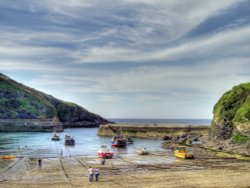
[232, 132, 247, 144]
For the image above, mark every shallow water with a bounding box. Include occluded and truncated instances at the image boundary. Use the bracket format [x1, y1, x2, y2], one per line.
[0, 128, 165, 158]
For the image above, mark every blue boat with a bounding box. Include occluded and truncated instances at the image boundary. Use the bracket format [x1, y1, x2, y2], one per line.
[111, 135, 127, 147]
[64, 135, 75, 145]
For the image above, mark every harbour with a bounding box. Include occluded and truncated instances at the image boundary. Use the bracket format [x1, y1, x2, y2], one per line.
[1, 121, 250, 187]
[0, 128, 166, 158]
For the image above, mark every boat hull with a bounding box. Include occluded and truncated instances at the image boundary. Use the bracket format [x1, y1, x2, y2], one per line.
[65, 139, 75, 145]
[175, 151, 194, 159]
[1, 155, 15, 160]
[111, 141, 127, 147]
[51, 137, 60, 141]
[136, 149, 148, 155]
[98, 152, 113, 159]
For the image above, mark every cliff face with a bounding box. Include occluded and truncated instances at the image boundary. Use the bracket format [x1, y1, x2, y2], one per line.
[210, 83, 250, 142]
[0, 73, 108, 129]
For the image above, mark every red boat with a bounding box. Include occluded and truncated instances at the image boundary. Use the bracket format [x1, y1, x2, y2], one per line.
[111, 135, 127, 147]
[98, 145, 113, 158]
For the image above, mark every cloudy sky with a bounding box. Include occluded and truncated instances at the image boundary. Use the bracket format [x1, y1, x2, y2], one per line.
[0, 0, 250, 119]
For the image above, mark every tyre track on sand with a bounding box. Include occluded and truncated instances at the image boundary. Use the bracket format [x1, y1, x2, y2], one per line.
[0, 157, 28, 182]
[58, 157, 73, 188]
[73, 156, 89, 168]
[0, 157, 23, 175]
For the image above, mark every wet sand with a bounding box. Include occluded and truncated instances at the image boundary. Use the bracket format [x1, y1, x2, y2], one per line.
[1, 150, 250, 188]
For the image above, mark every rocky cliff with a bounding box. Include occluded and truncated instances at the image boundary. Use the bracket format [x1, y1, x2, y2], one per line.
[0, 73, 108, 130]
[209, 83, 250, 154]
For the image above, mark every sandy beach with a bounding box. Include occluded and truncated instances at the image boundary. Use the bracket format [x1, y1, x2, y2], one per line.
[1, 147, 250, 188]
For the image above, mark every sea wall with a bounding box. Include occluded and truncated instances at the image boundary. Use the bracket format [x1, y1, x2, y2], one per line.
[0, 119, 63, 132]
[98, 124, 210, 138]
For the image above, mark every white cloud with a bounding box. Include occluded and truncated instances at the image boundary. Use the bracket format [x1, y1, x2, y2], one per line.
[0, 61, 74, 73]
[72, 25, 250, 63]
[0, 0, 247, 64]
[73, 57, 250, 96]
[0, 45, 68, 57]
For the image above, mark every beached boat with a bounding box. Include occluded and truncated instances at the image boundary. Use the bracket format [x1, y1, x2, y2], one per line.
[51, 133, 60, 141]
[64, 135, 75, 145]
[111, 135, 127, 147]
[1, 155, 16, 160]
[174, 146, 194, 159]
[98, 145, 113, 158]
[136, 148, 149, 155]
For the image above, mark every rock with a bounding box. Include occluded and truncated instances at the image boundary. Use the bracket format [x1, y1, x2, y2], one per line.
[162, 135, 172, 140]
[217, 146, 223, 150]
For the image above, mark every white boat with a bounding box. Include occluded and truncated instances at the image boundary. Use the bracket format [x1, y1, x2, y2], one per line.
[51, 134, 60, 141]
[136, 148, 149, 155]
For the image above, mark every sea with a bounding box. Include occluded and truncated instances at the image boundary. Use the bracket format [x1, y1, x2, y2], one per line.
[0, 119, 211, 158]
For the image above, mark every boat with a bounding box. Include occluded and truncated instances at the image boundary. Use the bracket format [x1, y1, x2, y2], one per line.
[51, 133, 60, 141]
[108, 125, 133, 144]
[111, 135, 127, 147]
[64, 135, 75, 145]
[1, 155, 16, 160]
[174, 146, 194, 159]
[124, 136, 134, 144]
[136, 148, 149, 155]
[98, 145, 113, 158]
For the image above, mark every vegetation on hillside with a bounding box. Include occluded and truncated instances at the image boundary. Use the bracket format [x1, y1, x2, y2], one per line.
[0, 74, 108, 126]
[211, 83, 250, 138]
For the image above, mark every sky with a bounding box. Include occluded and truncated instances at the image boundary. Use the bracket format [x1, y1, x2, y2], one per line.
[0, 0, 250, 119]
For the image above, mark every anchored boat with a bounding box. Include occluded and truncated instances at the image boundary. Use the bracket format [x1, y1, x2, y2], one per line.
[64, 135, 75, 145]
[124, 136, 134, 144]
[111, 135, 127, 147]
[174, 146, 194, 159]
[51, 133, 60, 141]
[98, 145, 113, 158]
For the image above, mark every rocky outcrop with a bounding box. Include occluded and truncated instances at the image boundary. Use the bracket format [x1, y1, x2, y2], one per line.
[210, 83, 250, 139]
[0, 73, 108, 131]
[209, 83, 250, 155]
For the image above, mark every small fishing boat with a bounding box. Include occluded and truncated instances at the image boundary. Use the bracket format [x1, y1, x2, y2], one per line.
[64, 135, 75, 145]
[174, 146, 194, 159]
[1, 155, 16, 160]
[98, 145, 113, 158]
[111, 135, 127, 147]
[51, 133, 60, 141]
[136, 148, 149, 155]
[124, 136, 134, 144]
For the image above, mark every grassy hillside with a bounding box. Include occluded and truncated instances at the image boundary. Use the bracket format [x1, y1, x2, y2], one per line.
[0, 73, 108, 127]
[211, 83, 250, 139]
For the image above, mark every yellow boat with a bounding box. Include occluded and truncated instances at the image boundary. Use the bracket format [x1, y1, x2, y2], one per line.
[174, 146, 194, 159]
[1, 155, 16, 160]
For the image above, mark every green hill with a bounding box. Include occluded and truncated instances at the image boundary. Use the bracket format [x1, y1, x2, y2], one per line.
[0, 73, 108, 130]
[210, 83, 250, 142]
